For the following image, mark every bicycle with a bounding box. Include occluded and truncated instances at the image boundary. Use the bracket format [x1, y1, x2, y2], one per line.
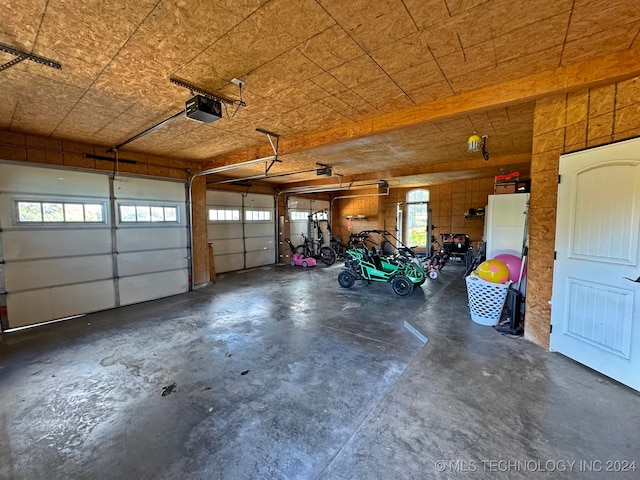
[422, 235, 450, 277]
[464, 241, 486, 277]
[295, 232, 337, 266]
[330, 235, 351, 261]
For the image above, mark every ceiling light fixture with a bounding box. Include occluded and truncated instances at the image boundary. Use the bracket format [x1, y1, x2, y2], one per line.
[468, 132, 489, 161]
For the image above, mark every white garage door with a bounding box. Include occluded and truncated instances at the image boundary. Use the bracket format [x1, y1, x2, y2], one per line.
[207, 191, 275, 273]
[0, 163, 188, 330]
[113, 176, 189, 306]
[244, 193, 276, 269]
[287, 197, 330, 248]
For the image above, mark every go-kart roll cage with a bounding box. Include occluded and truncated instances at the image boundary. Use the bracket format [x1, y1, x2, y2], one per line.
[348, 229, 419, 256]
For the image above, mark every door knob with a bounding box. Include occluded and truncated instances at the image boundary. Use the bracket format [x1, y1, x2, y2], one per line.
[623, 276, 640, 283]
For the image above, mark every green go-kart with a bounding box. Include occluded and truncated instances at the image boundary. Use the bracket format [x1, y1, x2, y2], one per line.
[337, 244, 425, 296]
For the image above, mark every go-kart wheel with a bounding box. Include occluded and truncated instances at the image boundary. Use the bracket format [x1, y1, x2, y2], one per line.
[392, 276, 414, 296]
[429, 270, 438, 279]
[319, 246, 337, 265]
[338, 270, 356, 288]
[302, 260, 309, 268]
[290, 260, 296, 266]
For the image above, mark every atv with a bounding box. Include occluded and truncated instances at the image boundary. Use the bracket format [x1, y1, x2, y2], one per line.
[337, 241, 425, 296]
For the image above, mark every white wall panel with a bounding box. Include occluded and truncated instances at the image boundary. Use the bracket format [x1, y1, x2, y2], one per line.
[119, 270, 188, 306]
[117, 250, 188, 277]
[4, 255, 113, 291]
[7, 280, 116, 328]
[485, 194, 529, 258]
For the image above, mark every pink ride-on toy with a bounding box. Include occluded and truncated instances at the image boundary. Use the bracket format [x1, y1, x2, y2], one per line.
[290, 253, 316, 268]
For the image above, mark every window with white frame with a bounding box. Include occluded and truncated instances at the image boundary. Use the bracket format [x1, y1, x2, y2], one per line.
[406, 189, 429, 247]
[17, 200, 106, 223]
[119, 204, 179, 223]
[290, 211, 308, 221]
[208, 208, 241, 222]
[312, 211, 328, 221]
[245, 210, 272, 221]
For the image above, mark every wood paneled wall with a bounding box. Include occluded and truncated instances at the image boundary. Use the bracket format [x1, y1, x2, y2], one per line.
[0, 131, 194, 179]
[526, 76, 640, 348]
[331, 178, 496, 249]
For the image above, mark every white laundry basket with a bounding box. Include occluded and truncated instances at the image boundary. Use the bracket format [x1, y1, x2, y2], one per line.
[465, 275, 510, 326]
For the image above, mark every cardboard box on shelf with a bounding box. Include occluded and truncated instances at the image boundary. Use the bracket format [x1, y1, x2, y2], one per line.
[494, 182, 516, 194]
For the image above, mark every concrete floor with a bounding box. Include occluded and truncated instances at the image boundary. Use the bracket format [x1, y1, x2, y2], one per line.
[0, 263, 638, 480]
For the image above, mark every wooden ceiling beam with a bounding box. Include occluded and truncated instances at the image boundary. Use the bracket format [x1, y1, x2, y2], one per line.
[201, 46, 640, 171]
[280, 153, 531, 190]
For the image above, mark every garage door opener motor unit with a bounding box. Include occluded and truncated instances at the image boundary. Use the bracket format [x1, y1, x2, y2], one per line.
[186, 95, 222, 123]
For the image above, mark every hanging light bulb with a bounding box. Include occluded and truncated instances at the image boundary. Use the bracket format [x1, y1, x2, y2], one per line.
[468, 132, 482, 153]
[468, 133, 489, 160]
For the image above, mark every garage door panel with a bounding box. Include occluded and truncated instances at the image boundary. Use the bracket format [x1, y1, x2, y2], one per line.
[214, 253, 243, 273]
[117, 250, 188, 277]
[206, 191, 243, 206]
[245, 237, 275, 252]
[114, 177, 185, 202]
[0, 164, 109, 196]
[245, 194, 274, 207]
[5, 255, 113, 291]
[119, 270, 188, 306]
[117, 227, 187, 251]
[210, 238, 244, 255]
[6, 280, 116, 328]
[288, 225, 307, 243]
[2, 229, 112, 260]
[246, 250, 273, 268]
[245, 223, 274, 237]
[207, 223, 242, 240]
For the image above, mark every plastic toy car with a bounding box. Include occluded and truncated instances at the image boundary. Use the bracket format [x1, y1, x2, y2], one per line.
[290, 253, 316, 268]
